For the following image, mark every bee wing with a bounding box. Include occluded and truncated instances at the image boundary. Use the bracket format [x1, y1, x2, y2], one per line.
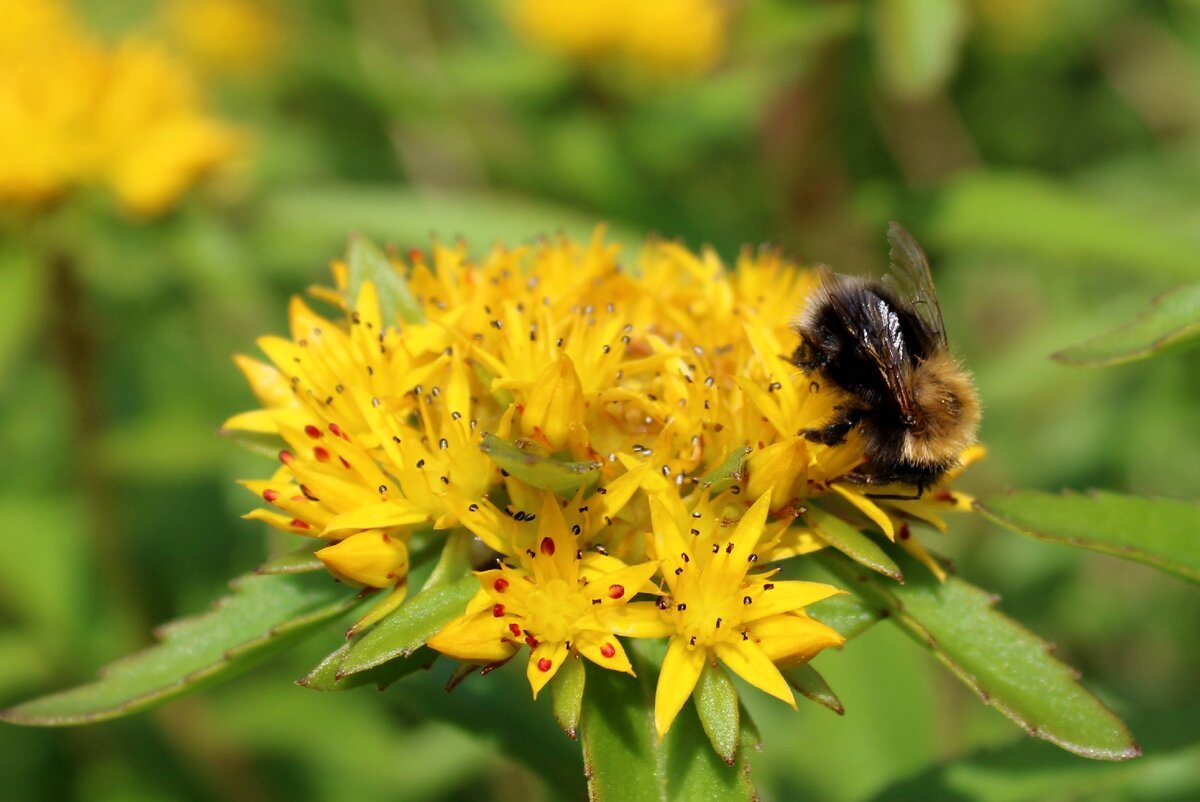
[882, 222, 948, 348]
[816, 266, 921, 420]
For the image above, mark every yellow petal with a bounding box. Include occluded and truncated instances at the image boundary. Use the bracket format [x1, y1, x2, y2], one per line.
[575, 631, 634, 675]
[752, 612, 846, 667]
[654, 638, 707, 738]
[527, 641, 570, 699]
[427, 612, 519, 663]
[742, 580, 844, 622]
[713, 639, 794, 706]
[592, 602, 674, 639]
[233, 354, 294, 409]
[832, 484, 896, 540]
[323, 501, 429, 534]
[520, 355, 586, 450]
[316, 530, 409, 588]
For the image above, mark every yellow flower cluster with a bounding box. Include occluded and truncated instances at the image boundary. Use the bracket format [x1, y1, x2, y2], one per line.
[164, 0, 284, 75]
[509, 0, 728, 77]
[229, 229, 974, 735]
[0, 0, 240, 216]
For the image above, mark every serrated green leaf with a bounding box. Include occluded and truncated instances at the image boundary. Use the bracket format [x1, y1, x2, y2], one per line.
[807, 592, 883, 640]
[549, 653, 585, 739]
[806, 506, 903, 581]
[693, 662, 740, 765]
[819, 550, 1139, 761]
[346, 233, 424, 325]
[256, 547, 324, 575]
[702, 447, 751, 494]
[479, 433, 601, 496]
[1, 571, 357, 726]
[332, 575, 478, 679]
[1051, 282, 1200, 366]
[784, 663, 844, 716]
[581, 651, 756, 802]
[870, 0, 968, 100]
[976, 490, 1200, 583]
[299, 643, 438, 692]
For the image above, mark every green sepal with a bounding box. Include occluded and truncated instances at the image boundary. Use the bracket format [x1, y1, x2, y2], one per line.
[693, 661, 741, 765]
[819, 550, 1140, 761]
[805, 505, 903, 582]
[807, 592, 883, 640]
[480, 433, 602, 497]
[784, 662, 844, 715]
[701, 447, 752, 494]
[298, 643, 438, 692]
[1, 571, 357, 726]
[327, 574, 478, 681]
[256, 547, 324, 575]
[549, 653, 586, 740]
[977, 490, 1200, 584]
[346, 233, 424, 325]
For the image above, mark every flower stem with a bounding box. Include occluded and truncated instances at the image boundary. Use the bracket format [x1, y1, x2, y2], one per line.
[48, 250, 150, 640]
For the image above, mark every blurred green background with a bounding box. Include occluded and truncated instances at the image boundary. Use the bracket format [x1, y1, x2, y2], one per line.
[2, 0, 1199, 800]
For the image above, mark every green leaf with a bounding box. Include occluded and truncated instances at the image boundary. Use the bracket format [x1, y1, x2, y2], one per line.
[1, 571, 357, 726]
[331, 575, 478, 680]
[932, 171, 1200, 281]
[976, 490, 1200, 583]
[1051, 282, 1200, 366]
[805, 506, 903, 582]
[784, 663, 844, 716]
[870, 0, 968, 100]
[819, 550, 1140, 761]
[807, 592, 883, 640]
[870, 707, 1200, 802]
[299, 643, 438, 692]
[693, 662, 740, 764]
[420, 529, 475, 591]
[701, 446, 752, 494]
[256, 547, 324, 575]
[479, 433, 602, 496]
[346, 233, 425, 324]
[549, 653, 585, 739]
[580, 653, 757, 802]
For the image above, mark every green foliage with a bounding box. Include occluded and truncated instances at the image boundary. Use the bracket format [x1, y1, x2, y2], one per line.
[0, 571, 358, 726]
[1051, 282, 1200, 366]
[581, 652, 757, 802]
[805, 506, 904, 581]
[479, 433, 603, 496]
[5, 0, 1200, 798]
[978, 491, 1200, 583]
[820, 550, 1140, 761]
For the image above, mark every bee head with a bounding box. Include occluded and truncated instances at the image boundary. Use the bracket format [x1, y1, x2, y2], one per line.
[901, 352, 981, 467]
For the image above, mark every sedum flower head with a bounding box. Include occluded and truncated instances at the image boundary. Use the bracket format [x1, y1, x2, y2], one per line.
[0, 0, 240, 215]
[230, 227, 978, 732]
[509, 0, 728, 77]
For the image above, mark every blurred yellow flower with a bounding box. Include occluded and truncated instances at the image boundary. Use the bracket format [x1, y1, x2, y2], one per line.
[165, 0, 284, 75]
[510, 0, 728, 76]
[0, 0, 240, 216]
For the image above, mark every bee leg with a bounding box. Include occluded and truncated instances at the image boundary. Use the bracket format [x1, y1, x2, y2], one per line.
[802, 408, 860, 446]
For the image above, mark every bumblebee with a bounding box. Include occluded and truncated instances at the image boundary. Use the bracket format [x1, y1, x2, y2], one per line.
[792, 223, 980, 494]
